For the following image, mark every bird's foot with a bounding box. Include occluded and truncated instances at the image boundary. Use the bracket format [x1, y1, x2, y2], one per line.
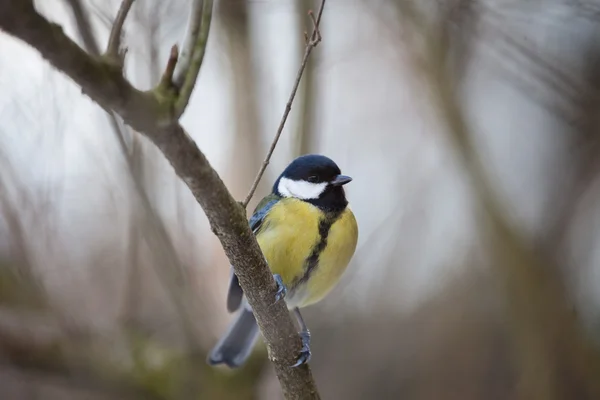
[291, 330, 311, 367]
[273, 274, 287, 303]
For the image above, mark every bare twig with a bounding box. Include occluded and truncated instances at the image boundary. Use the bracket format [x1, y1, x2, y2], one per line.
[172, 0, 213, 118]
[105, 0, 136, 60]
[173, 0, 210, 86]
[241, 0, 326, 208]
[159, 45, 179, 90]
[0, 2, 321, 398]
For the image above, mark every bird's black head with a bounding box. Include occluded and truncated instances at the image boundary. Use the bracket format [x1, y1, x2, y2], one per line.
[273, 154, 352, 212]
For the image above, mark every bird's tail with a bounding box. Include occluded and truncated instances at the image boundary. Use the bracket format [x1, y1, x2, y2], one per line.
[207, 307, 259, 368]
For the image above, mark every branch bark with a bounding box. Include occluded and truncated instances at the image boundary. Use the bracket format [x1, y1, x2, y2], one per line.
[106, 0, 136, 60]
[172, 0, 213, 119]
[0, 1, 320, 398]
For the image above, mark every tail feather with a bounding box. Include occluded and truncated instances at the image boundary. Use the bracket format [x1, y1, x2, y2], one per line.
[207, 308, 259, 368]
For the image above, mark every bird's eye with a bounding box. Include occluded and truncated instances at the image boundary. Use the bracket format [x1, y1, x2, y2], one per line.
[307, 175, 319, 183]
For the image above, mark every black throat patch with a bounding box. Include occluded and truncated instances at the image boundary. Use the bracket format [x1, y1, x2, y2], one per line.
[293, 210, 344, 289]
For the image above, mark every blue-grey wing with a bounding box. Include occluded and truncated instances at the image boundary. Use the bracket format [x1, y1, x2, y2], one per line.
[226, 269, 243, 313]
[226, 198, 279, 313]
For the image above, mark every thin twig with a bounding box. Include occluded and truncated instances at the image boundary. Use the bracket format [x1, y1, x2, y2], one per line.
[172, 0, 213, 118]
[241, 0, 326, 208]
[105, 0, 136, 60]
[159, 45, 179, 90]
[173, 0, 208, 87]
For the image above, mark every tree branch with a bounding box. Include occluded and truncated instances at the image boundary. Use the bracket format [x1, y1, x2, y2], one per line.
[0, 1, 321, 398]
[106, 0, 136, 61]
[172, 0, 213, 119]
[242, 1, 326, 208]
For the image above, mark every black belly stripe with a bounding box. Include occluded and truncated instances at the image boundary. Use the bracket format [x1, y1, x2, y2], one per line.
[293, 211, 343, 288]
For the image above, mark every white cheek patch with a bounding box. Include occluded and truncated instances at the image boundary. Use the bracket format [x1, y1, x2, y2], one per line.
[278, 177, 327, 200]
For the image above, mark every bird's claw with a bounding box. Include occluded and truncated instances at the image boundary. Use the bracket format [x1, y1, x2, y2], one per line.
[291, 330, 311, 367]
[273, 274, 287, 303]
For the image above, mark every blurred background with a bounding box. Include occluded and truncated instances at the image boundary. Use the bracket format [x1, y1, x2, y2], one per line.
[2, 0, 600, 398]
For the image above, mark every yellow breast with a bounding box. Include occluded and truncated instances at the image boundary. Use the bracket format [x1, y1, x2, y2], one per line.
[255, 198, 358, 309]
[300, 206, 358, 307]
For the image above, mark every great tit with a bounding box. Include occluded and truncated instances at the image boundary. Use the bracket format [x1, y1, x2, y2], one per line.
[207, 154, 358, 368]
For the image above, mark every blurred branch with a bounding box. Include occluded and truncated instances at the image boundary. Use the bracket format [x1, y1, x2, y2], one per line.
[0, 164, 35, 282]
[436, 0, 480, 84]
[537, 57, 600, 256]
[0, 1, 321, 398]
[109, 118, 190, 303]
[218, 0, 264, 201]
[0, 152, 49, 308]
[117, 2, 167, 329]
[242, 1, 326, 208]
[0, 308, 261, 399]
[111, 117, 207, 400]
[172, 0, 213, 119]
[63, 0, 192, 328]
[294, 0, 319, 156]
[394, 2, 600, 399]
[121, 222, 142, 324]
[438, 1, 600, 255]
[0, 309, 161, 399]
[64, 0, 101, 55]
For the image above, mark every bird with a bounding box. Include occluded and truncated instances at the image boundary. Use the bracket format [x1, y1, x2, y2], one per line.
[207, 154, 358, 368]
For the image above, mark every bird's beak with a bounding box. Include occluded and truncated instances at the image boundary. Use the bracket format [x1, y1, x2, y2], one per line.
[330, 174, 352, 186]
